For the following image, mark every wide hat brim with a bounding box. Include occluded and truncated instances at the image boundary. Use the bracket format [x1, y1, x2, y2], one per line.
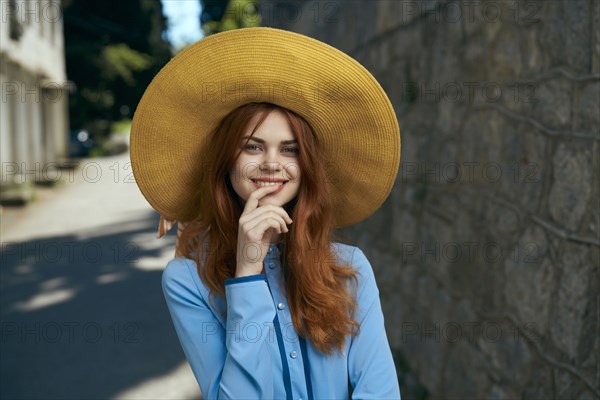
[130, 27, 400, 228]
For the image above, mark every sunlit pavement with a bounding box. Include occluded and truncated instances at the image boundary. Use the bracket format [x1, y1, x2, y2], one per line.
[1, 151, 202, 399]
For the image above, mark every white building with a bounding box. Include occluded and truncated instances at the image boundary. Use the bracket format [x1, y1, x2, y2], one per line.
[0, 0, 70, 203]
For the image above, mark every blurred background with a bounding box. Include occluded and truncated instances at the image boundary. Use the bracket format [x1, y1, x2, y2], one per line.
[1, 0, 598, 399]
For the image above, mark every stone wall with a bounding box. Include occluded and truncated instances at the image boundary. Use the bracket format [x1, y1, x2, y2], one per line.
[260, 0, 600, 398]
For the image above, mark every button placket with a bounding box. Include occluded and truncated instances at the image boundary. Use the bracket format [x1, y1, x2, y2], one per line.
[269, 246, 306, 399]
[268, 244, 276, 268]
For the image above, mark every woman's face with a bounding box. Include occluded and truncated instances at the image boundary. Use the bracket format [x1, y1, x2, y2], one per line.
[229, 110, 301, 208]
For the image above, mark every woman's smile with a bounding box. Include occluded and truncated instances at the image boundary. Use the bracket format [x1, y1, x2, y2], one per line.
[251, 178, 289, 193]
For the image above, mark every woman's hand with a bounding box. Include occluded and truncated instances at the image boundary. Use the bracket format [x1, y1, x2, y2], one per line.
[236, 185, 293, 278]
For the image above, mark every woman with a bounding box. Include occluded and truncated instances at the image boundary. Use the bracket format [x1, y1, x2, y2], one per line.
[131, 28, 401, 399]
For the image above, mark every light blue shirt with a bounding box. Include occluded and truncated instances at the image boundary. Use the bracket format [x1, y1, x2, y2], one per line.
[161, 241, 401, 399]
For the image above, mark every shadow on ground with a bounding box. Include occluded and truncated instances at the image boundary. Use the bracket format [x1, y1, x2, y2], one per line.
[0, 211, 195, 399]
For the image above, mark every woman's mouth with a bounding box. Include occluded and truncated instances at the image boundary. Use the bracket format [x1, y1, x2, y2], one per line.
[251, 179, 288, 193]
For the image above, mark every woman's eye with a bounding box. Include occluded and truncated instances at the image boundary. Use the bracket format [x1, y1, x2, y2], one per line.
[243, 144, 261, 152]
[282, 147, 299, 154]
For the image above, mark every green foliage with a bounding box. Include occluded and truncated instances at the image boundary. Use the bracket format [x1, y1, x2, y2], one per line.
[111, 119, 132, 135]
[100, 44, 153, 86]
[81, 87, 114, 108]
[202, 0, 261, 36]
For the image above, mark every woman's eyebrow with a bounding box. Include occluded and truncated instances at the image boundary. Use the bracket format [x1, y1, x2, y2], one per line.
[242, 136, 298, 145]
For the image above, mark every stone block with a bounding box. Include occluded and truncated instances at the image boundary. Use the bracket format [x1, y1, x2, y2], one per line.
[459, 110, 503, 178]
[548, 142, 593, 231]
[523, 362, 554, 399]
[488, 24, 523, 80]
[504, 226, 553, 332]
[375, 0, 398, 32]
[498, 125, 546, 214]
[462, 32, 489, 82]
[390, 26, 423, 61]
[429, 20, 463, 87]
[451, 299, 477, 325]
[477, 331, 532, 389]
[417, 335, 445, 394]
[435, 102, 464, 137]
[578, 389, 600, 400]
[390, 208, 417, 258]
[520, 23, 544, 75]
[353, 0, 379, 50]
[483, 200, 521, 237]
[530, 77, 572, 130]
[550, 243, 592, 360]
[573, 81, 600, 133]
[554, 369, 583, 400]
[399, 263, 419, 313]
[416, 275, 452, 327]
[442, 341, 490, 398]
[539, 0, 592, 73]
[385, 291, 404, 349]
[488, 385, 519, 399]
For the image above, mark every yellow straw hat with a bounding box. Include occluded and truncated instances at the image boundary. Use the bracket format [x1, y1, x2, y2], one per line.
[130, 27, 400, 228]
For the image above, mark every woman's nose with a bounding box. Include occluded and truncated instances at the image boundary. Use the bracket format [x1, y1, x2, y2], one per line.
[259, 161, 282, 174]
[259, 150, 283, 172]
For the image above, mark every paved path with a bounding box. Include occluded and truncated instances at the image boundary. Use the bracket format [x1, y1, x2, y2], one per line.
[1, 151, 202, 399]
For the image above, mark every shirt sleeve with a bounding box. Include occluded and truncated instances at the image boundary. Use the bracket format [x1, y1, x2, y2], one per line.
[347, 248, 401, 399]
[161, 258, 277, 399]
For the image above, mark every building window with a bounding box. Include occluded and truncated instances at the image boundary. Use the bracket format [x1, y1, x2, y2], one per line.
[8, 0, 24, 41]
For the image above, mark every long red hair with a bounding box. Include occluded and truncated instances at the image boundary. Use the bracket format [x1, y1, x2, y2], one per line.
[176, 102, 359, 355]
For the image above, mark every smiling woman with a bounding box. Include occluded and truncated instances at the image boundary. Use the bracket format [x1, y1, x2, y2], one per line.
[131, 27, 401, 399]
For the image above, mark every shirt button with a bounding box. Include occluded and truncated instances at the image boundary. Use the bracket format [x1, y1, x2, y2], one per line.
[269, 263, 275, 269]
[277, 303, 285, 310]
[290, 351, 297, 359]
[268, 247, 272, 253]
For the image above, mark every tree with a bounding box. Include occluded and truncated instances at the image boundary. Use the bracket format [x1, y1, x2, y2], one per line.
[62, 0, 171, 138]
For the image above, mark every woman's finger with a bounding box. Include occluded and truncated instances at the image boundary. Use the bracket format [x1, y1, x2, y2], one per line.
[241, 185, 280, 216]
[243, 213, 288, 238]
[241, 204, 293, 225]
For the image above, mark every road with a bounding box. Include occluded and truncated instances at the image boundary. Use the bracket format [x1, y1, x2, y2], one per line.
[1, 151, 202, 399]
